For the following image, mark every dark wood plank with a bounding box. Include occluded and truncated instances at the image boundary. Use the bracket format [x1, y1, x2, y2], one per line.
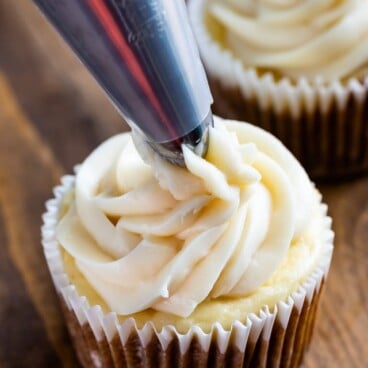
[0, 74, 78, 368]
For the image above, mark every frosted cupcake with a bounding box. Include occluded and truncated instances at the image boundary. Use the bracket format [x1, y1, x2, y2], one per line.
[42, 116, 333, 367]
[188, 0, 368, 179]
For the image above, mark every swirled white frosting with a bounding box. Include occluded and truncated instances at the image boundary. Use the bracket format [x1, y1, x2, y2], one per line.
[208, 0, 368, 80]
[56, 117, 314, 317]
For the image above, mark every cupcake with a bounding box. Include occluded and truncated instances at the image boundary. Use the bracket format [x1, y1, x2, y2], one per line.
[42, 116, 333, 367]
[188, 0, 368, 179]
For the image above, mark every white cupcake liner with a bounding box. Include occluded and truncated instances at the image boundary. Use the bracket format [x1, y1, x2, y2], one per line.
[188, 0, 368, 179]
[41, 174, 334, 368]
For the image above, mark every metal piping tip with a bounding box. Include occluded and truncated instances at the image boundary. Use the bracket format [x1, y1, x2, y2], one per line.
[32, 0, 213, 165]
[146, 112, 212, 166]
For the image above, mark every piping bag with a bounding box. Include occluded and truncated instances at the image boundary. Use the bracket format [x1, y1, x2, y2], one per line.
[32, 0, 213, 166]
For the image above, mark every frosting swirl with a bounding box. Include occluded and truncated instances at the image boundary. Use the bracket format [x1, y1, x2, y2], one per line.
[57, 117, 314, 317]
[208, 0, 368, 80]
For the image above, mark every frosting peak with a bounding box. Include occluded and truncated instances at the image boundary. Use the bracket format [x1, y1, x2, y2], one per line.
[57, 117, 313, 317]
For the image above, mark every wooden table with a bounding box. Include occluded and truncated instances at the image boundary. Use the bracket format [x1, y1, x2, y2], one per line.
[0, 2, 367, 367]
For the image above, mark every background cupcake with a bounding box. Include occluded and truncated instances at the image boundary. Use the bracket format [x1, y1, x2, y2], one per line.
[188, 0, 368, 179]
[42, 117, 334, 367]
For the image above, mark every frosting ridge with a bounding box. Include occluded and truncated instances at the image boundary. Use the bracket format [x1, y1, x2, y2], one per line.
[208, 0, 368, 80]
[57, 117, 314, 317]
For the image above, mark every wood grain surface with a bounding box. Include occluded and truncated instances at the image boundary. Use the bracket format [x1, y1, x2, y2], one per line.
[0, 1, 367, 367]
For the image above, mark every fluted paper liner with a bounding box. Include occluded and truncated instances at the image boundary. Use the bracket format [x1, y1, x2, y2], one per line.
[188, 0, 368, 179]
[42, 175, 333, 367]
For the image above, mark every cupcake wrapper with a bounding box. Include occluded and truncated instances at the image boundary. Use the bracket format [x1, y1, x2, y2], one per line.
[188, 0, 368, 179]
[41, 175, 334, 368]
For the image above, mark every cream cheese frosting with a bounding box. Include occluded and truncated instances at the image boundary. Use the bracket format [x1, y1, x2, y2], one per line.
[56, 117, 314, 318]
[208, 0, 368, 80]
